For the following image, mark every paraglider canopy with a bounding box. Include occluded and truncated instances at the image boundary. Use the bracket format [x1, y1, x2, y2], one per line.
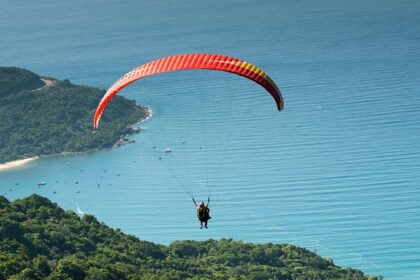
[93, 53, 283, 129]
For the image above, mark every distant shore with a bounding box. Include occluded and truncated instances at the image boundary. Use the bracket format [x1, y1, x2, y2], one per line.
[133, 106, 153, 127]
[0, 106, 152, 172]
[0, 156, 39, 171]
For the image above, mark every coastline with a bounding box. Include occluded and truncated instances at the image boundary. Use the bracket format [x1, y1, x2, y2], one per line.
[130, 106, 153, 128]
[0, 156, 39, 171]
[0, 106, 153, 172]
[144, 106, 153, 122]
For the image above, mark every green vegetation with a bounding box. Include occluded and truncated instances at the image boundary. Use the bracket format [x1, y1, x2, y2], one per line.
[0, 67, 147, 163]
[0, 195, 378, 280]
[0, 67, 44, 97]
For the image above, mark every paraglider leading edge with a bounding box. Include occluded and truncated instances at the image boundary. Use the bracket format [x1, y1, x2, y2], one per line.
[93, 53, 284, 129]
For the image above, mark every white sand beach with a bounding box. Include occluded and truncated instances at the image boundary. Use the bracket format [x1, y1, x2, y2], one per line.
[0, 157, 39, 171]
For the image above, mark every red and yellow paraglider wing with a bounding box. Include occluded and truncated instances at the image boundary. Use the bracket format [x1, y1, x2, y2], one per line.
[94, 54, 283, 128]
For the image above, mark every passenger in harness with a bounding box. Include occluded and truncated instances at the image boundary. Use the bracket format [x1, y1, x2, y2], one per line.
[193, 197, 211, 229]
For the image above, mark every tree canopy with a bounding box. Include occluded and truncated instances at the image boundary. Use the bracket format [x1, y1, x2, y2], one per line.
[0, 67, 147, 163]
[0, 195, 378, 280]
[0, 67, 44, 97]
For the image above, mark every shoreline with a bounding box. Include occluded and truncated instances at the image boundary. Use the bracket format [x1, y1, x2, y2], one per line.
[0, 156, 39, 171]
[0, 106, 153, 172]
[130, 106, 153, 128]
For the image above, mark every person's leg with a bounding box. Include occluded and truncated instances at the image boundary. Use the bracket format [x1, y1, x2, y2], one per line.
[200, 221, 203, 229]
[204, 220, 208, 228]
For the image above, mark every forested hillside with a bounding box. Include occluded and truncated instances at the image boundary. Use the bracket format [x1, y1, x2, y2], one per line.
[0, 195, 378, 280]
[0, 67, 147, 163]
[0, 67, 44, 97]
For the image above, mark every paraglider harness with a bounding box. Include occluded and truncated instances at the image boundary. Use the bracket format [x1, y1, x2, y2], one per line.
[193, 197, 210, 222]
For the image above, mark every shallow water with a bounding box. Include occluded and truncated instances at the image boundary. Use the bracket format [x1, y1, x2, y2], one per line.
[1, 1, 420, 279]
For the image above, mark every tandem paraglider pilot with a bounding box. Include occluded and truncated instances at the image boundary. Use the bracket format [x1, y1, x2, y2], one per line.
[193, 197, 211, 229]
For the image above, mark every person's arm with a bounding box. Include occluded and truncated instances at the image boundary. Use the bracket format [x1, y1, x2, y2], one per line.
[192, 198, 198, 206]
[206, 197, 210, 207]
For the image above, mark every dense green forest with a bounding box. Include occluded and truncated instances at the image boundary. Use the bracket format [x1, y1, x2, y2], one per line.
[0, 195, 378, 280]
[0, 67, 147, 163]
[0, 67, 45, 96]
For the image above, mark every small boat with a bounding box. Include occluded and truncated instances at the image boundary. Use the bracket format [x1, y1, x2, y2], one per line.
[165, 148, 172, 153]
[38, 182, 46, 186]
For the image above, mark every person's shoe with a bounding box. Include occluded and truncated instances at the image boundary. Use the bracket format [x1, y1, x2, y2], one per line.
[205, 225, 208, 228]
[200, 225, 203, 229]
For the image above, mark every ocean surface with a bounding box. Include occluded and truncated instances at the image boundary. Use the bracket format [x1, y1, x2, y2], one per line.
[1, 1, 420, 279]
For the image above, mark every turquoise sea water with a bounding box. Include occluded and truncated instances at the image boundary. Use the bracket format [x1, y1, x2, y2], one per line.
[1, 1, 420, 278]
